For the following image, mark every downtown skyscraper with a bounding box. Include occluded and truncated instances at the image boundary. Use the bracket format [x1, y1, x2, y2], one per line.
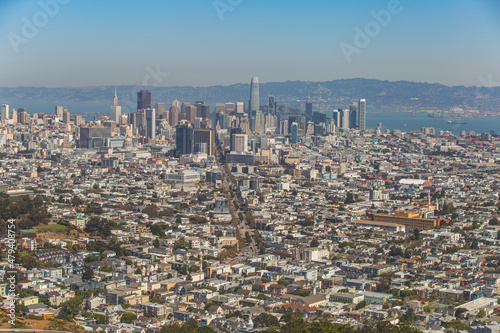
[110, 88, 121, 123]
[249, 77, 259, 114]
[358, 99, 366, 131]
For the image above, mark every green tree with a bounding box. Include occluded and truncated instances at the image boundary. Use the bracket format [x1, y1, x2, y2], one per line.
[57, 296, 83, 320]
[254, 313, 279, 328]
[121, 312, 137, 323]
[82, 267, 94, 281]
[310, 239, 320, 247]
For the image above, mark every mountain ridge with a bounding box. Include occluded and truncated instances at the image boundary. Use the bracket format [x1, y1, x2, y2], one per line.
[1, 78, 499, 112]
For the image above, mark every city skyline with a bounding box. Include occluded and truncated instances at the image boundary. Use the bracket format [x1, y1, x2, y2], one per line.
[1, 0, 499, 88]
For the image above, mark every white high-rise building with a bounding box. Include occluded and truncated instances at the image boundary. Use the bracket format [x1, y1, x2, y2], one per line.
[231, 134, 248, 152]
[110, 88, 122, 123]
[341, 109, 350, 129]
[172, 99, 181, 110]
[249, 77, 259, 113]
[236, 102, 244, 114]
[1, 104, 9, 122]
[358, 99, 366, 131]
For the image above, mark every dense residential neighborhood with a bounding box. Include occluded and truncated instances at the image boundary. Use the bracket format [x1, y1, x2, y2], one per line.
[0, 99, 499, 333]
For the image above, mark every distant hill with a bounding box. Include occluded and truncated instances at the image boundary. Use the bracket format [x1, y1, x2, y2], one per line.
[1, 78, 499, 112]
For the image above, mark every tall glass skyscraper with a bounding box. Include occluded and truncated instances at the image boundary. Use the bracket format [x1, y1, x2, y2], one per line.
[249, 77, 259, 114]
[175, 124, 193, 157]
[358, 99, 366, 131]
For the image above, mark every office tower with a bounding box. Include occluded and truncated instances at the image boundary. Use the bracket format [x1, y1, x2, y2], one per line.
[74, 115, 83, 126]
[172, 99, 181, 110]
[54, 105, 63, 116]
[10, 109, 17, 123]
[231, 133, 248, 152]
[185, 105, 197, 124]
[175, 124, 193, 157]
[1, 104, 8, 121]
[358, 99, 366, 130]
[224, 103, 235, 114]
[268, 95, 276, 114]
[215, 103, 225, 113]
[18, 108, 28, 124]
[280, 119, 289, 135]
[305, 102, 313, 118]
[137, 90, 151, 110]
[249, 76, 259, 114]
[341, 109, 350, 129]
[181, 102, 190, 114]
[144, 108, 156, 140]
[198, 104, 210, 119]
[254, 110, 264, 134]
[333, 110, 341, 127]
[291, 122, 298, 144]
[110, 89, 122, 123]
[265, 113, 277, 131]
[169, 106, 179, 127]
[193, 128, 215, 155]
[63, 109, 70, 124]
[155, 103, 167, 121]
[349, 103, 357, 129]
[236, 102, 244, 114]
[312, 111, 326, 124]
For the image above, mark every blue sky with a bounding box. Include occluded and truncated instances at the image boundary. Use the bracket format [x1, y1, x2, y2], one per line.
[0, 0, 499, 87]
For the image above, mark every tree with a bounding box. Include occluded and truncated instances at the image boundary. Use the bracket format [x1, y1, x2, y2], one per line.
[153, 239, 160, 248]
[310, 239, 320, 247]
[490, 217, 499, 225]
[254, 313, 279, 328]
[256, 293, 268, 300]
[447, 319, 468, 331]
[20, 255, 40, 269]
[173, 237, 190, 251]
[345, 192, 356, 204]
[82, 267, 94, 281]
[57, 296, 83, 320]
[477, 309, 486, 318]
[196, 327, 216, 333]
[121, 312, 137, 323]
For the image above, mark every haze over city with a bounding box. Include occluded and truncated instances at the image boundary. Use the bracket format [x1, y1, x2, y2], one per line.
[1, 0, 500, 88]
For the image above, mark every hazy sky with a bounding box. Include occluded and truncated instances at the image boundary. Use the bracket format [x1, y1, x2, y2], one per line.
[1, 0, 499, 88]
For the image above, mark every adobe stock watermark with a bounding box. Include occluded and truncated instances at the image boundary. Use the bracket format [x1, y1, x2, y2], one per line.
[120, 65, 170, 113]
[7, 0, 71, 54]
[213, 0, 243, 21]
[340, 0, 405, 64]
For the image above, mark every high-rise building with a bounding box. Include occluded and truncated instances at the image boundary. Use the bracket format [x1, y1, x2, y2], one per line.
[54, 105, 63, 116]
[224, 103, 235, 114]
[215, 103, 225, 113]
[193, 128, 215, 155]
[185, 105, 197, 124]
[341, 109, 350, 129]
[350, 103, 357, 129]
[198, 104, 210, 119]
[137, 90, 151, 110]
[291, 122, 298, 144]
[249, 77, 259, 114]
[231, 133, 248, 152]
[17, 108, 28, 124]
[63, 109, 70, 124]
[145, 108, 156, 140]
[268, 95, 276, 114]
[305, 102, 313, 118]
[169, 106, 179, 127]
[155, 103, 167, 121]
[1, 104, 8, 122]
[10, 109, 17, 123]
[280, 119, 289, 135]
[358, 99, 366, 131]
[236, 102, 244, 114]
[175, 124, 193, 157]
[110, 89, 122, 123]
[74, 115, 83, 126]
